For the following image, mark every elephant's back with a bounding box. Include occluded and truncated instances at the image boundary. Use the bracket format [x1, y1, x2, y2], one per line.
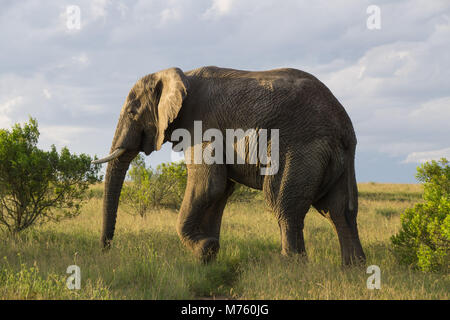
[186, 66, 357, 148]
[185, 66, 319, 83]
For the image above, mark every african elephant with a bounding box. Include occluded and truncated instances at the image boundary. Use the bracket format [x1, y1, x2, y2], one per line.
[93, 66, 366, 266]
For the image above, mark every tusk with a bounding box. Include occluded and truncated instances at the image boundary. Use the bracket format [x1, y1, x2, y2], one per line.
[92, 148, 127, 164]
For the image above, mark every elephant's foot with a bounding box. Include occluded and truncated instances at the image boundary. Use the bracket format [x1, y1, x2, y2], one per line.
[194, 237, 220, 264]
[280, 228, 307, 259]
[177, 230, 220, 263]
[342, 254, 366, 267]
[100, 236, 113, 252]
[341, 242, 366, 267]
[281, 248, 308, 262]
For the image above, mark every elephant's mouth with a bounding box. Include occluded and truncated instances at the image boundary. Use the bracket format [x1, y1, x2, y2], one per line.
[140, 130, 155, 155]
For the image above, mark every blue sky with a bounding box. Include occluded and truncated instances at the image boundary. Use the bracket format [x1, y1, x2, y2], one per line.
[1, 0, 449, 183]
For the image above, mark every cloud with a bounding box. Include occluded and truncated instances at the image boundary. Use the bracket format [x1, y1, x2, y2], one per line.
[91, 0, 110, 20]
[40, 125, 93, 146]
[409, 96, 450, 126]
[43, 89, 52, 99]
[0, 96, 24, 113]
[160, 7, 181, 25]
[404, 147, 450, 163]
[313, 16, 450, 170]
[322, 21, 450, 106]
[378, 142, 439, 158]
[203, 0, 234, 18]
[0, 96, 24, 128]
[0, 0, 449, 182]
[72, 53, 89, 65]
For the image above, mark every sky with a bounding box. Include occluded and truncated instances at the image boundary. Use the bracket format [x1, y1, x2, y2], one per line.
[0, 0, 449, 183]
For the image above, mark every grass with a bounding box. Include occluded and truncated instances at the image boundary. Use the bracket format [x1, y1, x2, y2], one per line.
[0, 183, 448, 299]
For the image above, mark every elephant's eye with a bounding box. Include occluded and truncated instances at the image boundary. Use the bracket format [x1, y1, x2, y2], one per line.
[127, 100, 141, 118]
[126, 109, 138, 121]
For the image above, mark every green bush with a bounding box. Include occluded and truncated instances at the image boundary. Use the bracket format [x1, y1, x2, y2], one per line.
[157, 161, 188, 208]
[120, 155, 187, 216]
[121, 154, 267, 215]
[229, 184, 261, 202]
[0, 118, 101, 234]
[391, 158, 450, 272]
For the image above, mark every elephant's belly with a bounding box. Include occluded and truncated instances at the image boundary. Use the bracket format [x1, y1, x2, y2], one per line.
[227, 164, 264, 190]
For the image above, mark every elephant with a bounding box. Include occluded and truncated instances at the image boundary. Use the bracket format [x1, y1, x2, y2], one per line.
[93, 66, 366, 266]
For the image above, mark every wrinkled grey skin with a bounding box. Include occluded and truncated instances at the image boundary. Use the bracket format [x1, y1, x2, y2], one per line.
[99, 66, 365, 265]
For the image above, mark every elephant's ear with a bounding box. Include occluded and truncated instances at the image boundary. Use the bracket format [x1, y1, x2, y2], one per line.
[154, 68, 189, 151]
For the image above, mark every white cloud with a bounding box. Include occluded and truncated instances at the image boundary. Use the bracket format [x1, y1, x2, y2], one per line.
[39, 125, 101, 149]
[160, 7, 181, 25]
[315, 16, 450, 170]
[40, 126, 85, 146]
[0, 96, 24, 128]
[43, 89, 52, 99]
[0, 115, 11, 129]
[203, 0, 234, 19]
[409, 96, 450, 124]
[72, 53, 89, 65]
[79, 104, 107, 115]
[116, 2, 129, 18]
[91, 0, 111, 20]
[404, 147, 450, 163]
[0, 96, 24, 113]
[379, 142, 438, 158]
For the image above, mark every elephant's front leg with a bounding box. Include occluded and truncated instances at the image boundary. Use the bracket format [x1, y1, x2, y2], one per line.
[176, 164, 233, 263]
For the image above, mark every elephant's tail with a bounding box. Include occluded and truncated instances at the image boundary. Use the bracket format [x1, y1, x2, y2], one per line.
[345, 147, 358, 225]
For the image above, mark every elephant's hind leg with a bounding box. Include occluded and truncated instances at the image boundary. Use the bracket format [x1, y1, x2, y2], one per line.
[276, 200, 311, 257]
[176, 165, 233, 263]
[265, 146, 325, 258]
[313, 173, 365, 266]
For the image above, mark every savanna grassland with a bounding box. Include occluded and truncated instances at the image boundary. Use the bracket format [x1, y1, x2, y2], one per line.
[0, 183, 448, 299]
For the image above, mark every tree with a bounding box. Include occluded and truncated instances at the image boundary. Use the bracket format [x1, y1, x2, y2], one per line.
[0, 118, 102, 234]
[391, 158, 450, 272]
[120, 155, 153, 217]
[120, 155, 187, 216]
[156, 161, 187, 208]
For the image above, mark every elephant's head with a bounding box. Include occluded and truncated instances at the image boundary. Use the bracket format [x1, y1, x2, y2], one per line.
[93, 67, 188, 249]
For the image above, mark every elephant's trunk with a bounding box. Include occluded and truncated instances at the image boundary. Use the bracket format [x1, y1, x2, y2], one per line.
[101, 150, 137, 249]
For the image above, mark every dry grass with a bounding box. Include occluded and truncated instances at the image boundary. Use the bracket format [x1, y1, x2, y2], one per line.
[0, 183, 448, 299]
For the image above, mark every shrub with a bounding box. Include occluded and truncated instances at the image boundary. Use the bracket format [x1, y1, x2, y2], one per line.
[120, 155, 152, 217]
[391, 158, 450, 272]
[229, 184, 261, 202]
[120, 155, 187, 216]
[120, 155, 265, 215]
[0, 118, 102, 234]
[156, 161, 187, 208]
